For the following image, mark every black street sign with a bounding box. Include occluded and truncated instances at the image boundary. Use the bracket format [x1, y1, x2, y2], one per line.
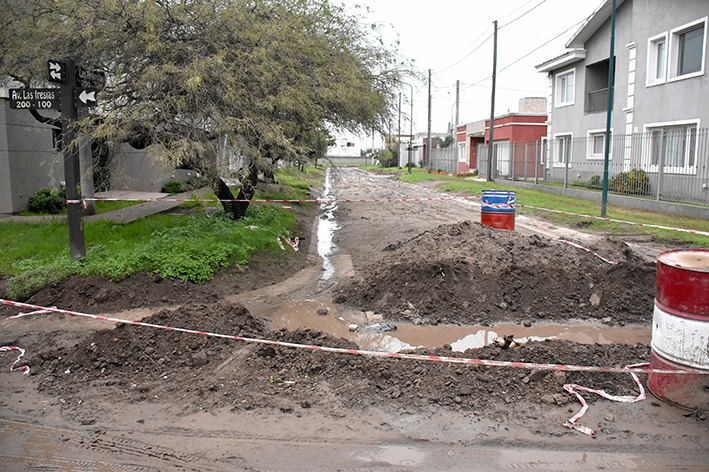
[76, 67, 106, 89]
[74, 87, 98, 107]
[9, 88, 61, 110]
[47, 60, 67, 84]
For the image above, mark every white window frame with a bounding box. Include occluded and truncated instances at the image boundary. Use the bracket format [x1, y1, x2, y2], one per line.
[643, 119, 700, 174]
[555, 68, 575, 108]
[457, 142, 467, 163]
[646, 32, 668, 86]
[553, 132, 572, 168]
[587, 129, 612, 160]
[668, 17, 707, 83]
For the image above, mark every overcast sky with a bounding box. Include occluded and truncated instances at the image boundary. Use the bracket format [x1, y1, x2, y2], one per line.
[333, 0, 599, 150]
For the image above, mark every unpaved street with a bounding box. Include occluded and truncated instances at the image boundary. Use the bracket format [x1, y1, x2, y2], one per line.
[1, 167, 707, 471]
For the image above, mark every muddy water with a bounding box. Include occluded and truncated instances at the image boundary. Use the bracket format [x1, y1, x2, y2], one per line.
[316, 168, 339, 285]
[261, 299, 650, 353]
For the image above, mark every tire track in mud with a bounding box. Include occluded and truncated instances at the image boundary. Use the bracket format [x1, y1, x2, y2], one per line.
[0, 419, 233, 472]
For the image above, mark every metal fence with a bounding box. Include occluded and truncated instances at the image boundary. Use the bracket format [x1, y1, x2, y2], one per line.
[477, 128, 709, 206]
[428, 146, 458, 175]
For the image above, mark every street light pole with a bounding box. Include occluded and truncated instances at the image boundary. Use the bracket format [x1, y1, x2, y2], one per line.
[404, 83, 414, 174]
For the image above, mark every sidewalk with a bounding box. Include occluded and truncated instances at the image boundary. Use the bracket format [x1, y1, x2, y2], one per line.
[0, 188, 211, 224]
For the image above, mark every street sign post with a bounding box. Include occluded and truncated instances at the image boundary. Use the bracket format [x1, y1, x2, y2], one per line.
[9, 88, 61, 110]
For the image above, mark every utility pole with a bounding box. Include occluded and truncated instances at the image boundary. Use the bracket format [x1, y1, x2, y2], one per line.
[455, 79, 460, 128]
[601, 0, 616, 217]
[404, 83, 414, 174]
[486, 20, 498, 182]
[427, 69, 432, 170]
[398, 92, 402, 168]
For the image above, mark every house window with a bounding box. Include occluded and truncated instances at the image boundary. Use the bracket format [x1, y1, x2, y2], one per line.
[669, 18, 707, 81]
[647, 122, 698, 172]
[554, 133, 572, 166]
[458, 143, 467, 163]
[556, 69, 575, 107]
[647, 33, 668, 85]
[587, 130, 611, 160]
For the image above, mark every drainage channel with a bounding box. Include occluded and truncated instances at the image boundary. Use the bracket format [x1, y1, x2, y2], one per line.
[261, 299, 651, 353]
[316, 167, 339, 287]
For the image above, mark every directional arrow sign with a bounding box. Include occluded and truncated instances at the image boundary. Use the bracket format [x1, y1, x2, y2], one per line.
[74, 87, 98, 107]
[47, 60, 67, 84]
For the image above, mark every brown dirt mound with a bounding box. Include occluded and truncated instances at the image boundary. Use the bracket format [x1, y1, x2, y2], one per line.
[28, 302, 649, 419]
[335, 221, 656, 326]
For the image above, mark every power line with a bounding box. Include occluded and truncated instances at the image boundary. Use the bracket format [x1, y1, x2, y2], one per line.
[500, 17, 586, 72]
[499, 0, 548, 29]
[434, 28, 493, 74]
[497, 0, 539, 21]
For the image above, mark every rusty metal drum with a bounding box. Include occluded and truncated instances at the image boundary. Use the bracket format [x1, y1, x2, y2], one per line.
[649, 249, 709, 410]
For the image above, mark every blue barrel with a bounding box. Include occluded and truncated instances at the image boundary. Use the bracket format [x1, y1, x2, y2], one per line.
[481, 190, 516, 230]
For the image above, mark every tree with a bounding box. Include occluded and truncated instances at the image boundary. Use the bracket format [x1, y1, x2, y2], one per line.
[0, 0, 407, 219]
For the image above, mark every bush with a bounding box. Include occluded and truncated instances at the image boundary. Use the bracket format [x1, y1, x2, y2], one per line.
[161, 180, 183, 194]
[586, 175, 602, 189]
[27, 188, 66, 214]
[609, 168, 652, 196]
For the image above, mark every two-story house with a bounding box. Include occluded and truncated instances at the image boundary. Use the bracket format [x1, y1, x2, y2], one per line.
[535, 0, 709, 204]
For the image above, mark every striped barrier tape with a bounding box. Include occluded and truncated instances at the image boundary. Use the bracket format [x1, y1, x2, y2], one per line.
[64, 194, 708, 237]
[0, 346, 30, 375]
[67, 196, 482, 204]
[517, 203, 709, 237]
[1, 299, 704, 376]
[563, 363, 647, 436]
[556, 239, 618, 265]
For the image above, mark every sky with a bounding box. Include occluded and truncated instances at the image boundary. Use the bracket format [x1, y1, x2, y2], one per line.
[331, 0, 599, 152]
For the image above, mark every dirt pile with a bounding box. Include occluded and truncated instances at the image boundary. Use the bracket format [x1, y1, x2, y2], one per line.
[26, 302, 649, 419]
[336, 221, 657, 326]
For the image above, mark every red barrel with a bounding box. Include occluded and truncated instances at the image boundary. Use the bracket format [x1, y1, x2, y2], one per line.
[649, 249, 709, 410]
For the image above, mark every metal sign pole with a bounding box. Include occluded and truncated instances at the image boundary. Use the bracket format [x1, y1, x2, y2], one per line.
[60, 58, 86, 260]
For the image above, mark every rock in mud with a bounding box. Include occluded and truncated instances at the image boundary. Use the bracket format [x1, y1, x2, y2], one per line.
[356, 322, 397, 333]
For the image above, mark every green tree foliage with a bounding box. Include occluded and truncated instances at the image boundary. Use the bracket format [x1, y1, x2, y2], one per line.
[1, 0, 407, 218]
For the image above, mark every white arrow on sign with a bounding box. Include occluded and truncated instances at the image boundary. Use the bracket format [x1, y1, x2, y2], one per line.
[49, 62, 62, 81]
[79, 90, 96, 104]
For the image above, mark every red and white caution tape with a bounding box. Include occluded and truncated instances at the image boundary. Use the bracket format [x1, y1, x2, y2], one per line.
[0, 346, 30, 375]
[556, 239, 618, 265]
[1, 299, 702, 376]
[68, 195, 481, 205]
[563, 363, 647, 436]
[65, 194, 707, 237]
[518, 203, 709, 237]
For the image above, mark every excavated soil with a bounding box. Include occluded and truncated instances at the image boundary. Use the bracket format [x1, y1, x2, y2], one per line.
[1, 167, 707, 470]
[336, 220, 656, 327]
[28, 302, 649, 421]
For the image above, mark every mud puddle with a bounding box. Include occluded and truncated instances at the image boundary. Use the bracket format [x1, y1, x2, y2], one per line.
[258, 299, 650, 353]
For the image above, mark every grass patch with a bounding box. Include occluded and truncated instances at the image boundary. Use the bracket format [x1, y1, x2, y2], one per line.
[2, 205, 298, 301]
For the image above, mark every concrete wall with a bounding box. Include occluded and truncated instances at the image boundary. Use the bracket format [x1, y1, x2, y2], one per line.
[108, 143, 200, 192]
[0, 98, 63, 214]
